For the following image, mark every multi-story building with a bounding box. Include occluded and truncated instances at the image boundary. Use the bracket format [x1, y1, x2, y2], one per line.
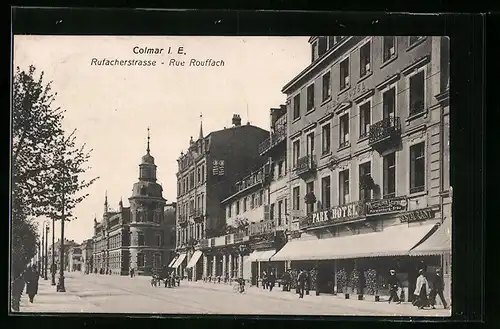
[92, 132, 173, 276]
[172, 114, 269, 280]
[48, 239, 78, 272]
[68, 245, 82, 272]
[271, 36, 451, 302]
[81, 239, 94, 274]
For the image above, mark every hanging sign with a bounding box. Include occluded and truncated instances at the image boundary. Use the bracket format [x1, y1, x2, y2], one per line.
[400, 207, 435, 223]
[365, 197, 408, 216]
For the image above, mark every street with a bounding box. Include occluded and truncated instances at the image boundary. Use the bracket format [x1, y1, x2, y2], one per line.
[18, 272, 451, 316]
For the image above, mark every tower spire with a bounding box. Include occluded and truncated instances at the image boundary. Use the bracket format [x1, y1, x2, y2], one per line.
[147, 127, 151, 154]
[104, 190, 108, 213]
[199, 113, 204, 139]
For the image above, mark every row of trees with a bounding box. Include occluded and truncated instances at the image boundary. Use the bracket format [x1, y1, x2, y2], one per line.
[11, 65, 98, 279]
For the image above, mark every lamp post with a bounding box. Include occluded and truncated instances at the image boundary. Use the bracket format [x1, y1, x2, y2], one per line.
[44, 221, 49, 280]
[41, 224, 45, 278]
[38, 235, 42, 273]
[51, 216, 56, 286]
[57, 167, 67, 292]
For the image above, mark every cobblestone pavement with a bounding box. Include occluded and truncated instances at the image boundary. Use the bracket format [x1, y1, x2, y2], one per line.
[16, 272, 451, 317]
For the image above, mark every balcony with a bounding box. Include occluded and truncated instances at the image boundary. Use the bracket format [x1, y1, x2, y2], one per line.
[258, 125, 287, 155]
[294, 155, 316, 176]
[235, 167, 268, 193]
[178, 215, 188, 227]
[192, 209, 204, 222]
[368, 116, 401, 152]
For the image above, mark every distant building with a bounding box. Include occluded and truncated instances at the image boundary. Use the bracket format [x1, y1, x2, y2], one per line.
[68, 245, 82, 272]
[81, 239, 93, 274]
[48, 239, 78, 272]
[92, 131, 174, 276]
[173, 114, 269, 280]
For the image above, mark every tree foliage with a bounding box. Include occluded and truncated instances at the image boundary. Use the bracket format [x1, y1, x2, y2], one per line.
[11, 65, 99, 275]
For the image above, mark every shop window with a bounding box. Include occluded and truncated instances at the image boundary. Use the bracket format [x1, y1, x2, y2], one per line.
[409, 70, 425, 115]
[410, 142, 426, 193]
[383, 36, 396, 63]
[359, 101, 371, 139]
[340, 57, 350, 90]
[360, 41, 371, 77]
[321, 176, 331, 209]
[339, 113, 350, 148]
[322, 123, 331, 155]
[293, 186, 300, 211]
[383, 152, 396, 198]
[307, 84, 315, 112]
[322, 71, 331, 101]
[339, 169, 350, 205]
[293, 94, 301, 120]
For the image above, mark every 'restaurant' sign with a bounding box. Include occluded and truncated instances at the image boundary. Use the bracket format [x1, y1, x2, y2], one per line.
[300, 201, 365, 229]
[400, 208, 435, 223]
[366, 197, 408, 216]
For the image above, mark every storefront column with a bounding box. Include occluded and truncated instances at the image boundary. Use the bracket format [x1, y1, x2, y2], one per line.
[212, 255, 217, 277]
[202, 254, 208, 278]
[222, 253, 227, 279]
[239, 254, 244, 278]
[228, 253, 233, 279]
[333, 259, 337, 294]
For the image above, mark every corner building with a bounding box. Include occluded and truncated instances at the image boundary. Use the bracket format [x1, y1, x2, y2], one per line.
[93, 135, 174, 276]
[272, 36, 451, 303]
[172, 114, 269, 281]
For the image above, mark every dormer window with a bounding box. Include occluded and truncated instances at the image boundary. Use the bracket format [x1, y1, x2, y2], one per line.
[311, 41, 318, 62]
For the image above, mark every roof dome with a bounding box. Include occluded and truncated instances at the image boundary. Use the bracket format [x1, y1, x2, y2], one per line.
[142, 153, 155, 164]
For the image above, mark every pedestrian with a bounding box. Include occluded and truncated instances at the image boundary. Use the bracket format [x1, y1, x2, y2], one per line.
[413, 269, 430, 309]
[387, 269, 401, 304]
[282, 270, 291, 292]
[11, 270, 26, 312]
[429, 268, 448, 309]
[297, 269, 306, 298]
[262, 271, 268, 290]
[268, 270, 276, 292]
[25, 265, 40, 303]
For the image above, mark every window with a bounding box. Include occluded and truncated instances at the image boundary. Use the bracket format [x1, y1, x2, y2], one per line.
[284, 198, 288, 224]
[306, 84, 315, 112]
[243, 197, 247, 212]
[251, 194, 255, 209]
[278, 160, 284, 177]
[318, 37, 327, 57]
[383, 87, 396, 119]
[409, 36, 424, 47]
[340, 57, 350, 90]
[190, 172, 195, 189]
[292, 140, 300, 166]
[321, 176, 331, 209]
[383, 153, 396, 198]
[137, 253, 144, 267]
[339, 169, 350, 205]
[359, 161, 372, 201]
[277, 200, 283, 226]
[334, 36, 344, 43]
[137, 232, 145, 246]
[322, 71, 331, 101]
[270, 203, 275, 221]
[201, 194, 204, 210]
[359, 101, 371, 138]
[236, 201, 240, 215]
[201, 165, 205, 182]
[293, 94, 301, 120]
[339, 113, 350, 148]
[154, 254, 161, 268]
[197, 168, 201, 184]
[360, 41, 371, 77]
[156, 233, 162, 246]
[409, 70, 425, 115]
[227, 203, 231, 218]
[322, 123, 331, 155]
[259, 190, 264, 206]
[306, 181, 315, 214]
[383, 36, 396, 62]
[311, 41, 318, 62]
[293, 186, 300, 211]
[306, 132, 315, 157]
[410, 142, 425, 193]
[328, 36, 335, 49]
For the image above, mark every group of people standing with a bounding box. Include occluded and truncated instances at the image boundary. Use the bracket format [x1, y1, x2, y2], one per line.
[260, 270, 277, 291]
[10, 264, 40, 312]
[388, 268, 449, 310]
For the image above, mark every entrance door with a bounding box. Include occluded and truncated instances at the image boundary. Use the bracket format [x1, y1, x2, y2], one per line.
[318, 261, 335, 294]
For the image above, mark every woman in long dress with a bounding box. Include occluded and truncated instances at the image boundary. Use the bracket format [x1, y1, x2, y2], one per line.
[413, 269, 430, 309]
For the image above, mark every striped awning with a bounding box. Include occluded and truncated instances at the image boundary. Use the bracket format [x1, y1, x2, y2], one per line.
[186, 250, 203, 269]
[171, 253, 187, 269]
[168, 256, 178, 267]
[409, 217, 451, 256]
[255, 249, 277, 262]
[271, 223, 438, 261]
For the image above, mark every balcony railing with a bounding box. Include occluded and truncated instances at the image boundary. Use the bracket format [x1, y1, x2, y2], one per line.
[192, 209, 204, 220]
[294, 155, 316, 175]
[249, 220, 276, 237]
[235, 166, 269, 192]
[258, 124, 287, 155]
[178, 215, 188, 226]
[368, 116, 401, 148]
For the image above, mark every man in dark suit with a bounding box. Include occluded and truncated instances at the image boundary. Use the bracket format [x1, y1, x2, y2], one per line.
[387, 269, 401, 304]
[297, 270, 306, 298]
[429, 268, 449, 309]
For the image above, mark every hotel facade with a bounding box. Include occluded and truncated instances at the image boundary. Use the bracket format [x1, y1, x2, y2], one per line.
[270, 36, 451, 302]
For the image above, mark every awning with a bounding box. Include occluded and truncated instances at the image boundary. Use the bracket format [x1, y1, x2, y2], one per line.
[271, 223, 438, 261]
[255, 249, 277, 262]
[171, 253, 187, 268]
[409, 218, 451, 256]
[168, 256, 178, 268]
[186, 250, 203, 269]
[246, 250, 266, 262]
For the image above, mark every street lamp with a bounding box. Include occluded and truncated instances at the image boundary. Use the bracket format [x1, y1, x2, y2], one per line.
[41, 225, 45, 277]
[51, 216, 56, 286]
[56, 165, 67, 292]
[44, 221, 50, 280]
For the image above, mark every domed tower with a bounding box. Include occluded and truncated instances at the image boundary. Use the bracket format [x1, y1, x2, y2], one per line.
[128, 128, 167, 275]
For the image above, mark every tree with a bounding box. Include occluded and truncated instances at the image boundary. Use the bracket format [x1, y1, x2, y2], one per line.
[11, 215, 38, 278]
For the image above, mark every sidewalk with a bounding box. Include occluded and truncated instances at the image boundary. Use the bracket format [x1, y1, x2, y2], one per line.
[17, 275, 100, 313]
[183, 280, 451, 317]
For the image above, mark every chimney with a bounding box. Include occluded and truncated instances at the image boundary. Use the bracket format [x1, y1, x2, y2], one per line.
[232, 114, 241, 127]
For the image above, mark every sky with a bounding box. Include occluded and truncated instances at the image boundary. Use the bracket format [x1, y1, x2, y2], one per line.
[13, 35, 311, 244]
